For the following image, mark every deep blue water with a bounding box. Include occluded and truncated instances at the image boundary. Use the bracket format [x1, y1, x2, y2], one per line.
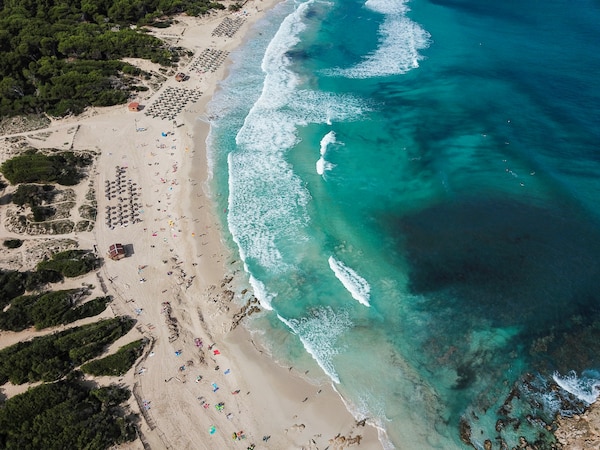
[207, 0, 600, 448]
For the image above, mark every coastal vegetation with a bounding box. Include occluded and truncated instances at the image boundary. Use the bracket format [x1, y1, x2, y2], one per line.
[11, 183, 58, 221]
[0, 0, 226, 117]
[12, 184, 57, 208]
[82, 339, 146, 376]
[0, 316, 135, 385]
[0, 269, 59, 309]
[0, 270, 34, 308]
[0, 290, 110, 331]
[0, 150, 92, 185]
[2, 238, 23, 249]
[37, 249, 101, 278]
[0, 255, 103, 331]
[0, 379, 136, 449]
[0, 268, 77, 311]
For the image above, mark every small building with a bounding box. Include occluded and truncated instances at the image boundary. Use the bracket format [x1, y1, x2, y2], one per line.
[108, 243, 126, 260]
[128, 102, 140, 112]
[175, 72, 186, 82]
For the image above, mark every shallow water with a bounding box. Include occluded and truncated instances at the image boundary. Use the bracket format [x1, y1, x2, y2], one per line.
[207, 0, 600, 447]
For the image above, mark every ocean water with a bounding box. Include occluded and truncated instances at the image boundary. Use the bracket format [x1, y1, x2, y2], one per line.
[206, 0, 600, 448]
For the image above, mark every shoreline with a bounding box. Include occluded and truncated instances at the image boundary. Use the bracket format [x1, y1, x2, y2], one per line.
[0, 1, 383, 449]
[166, 3, 384, 448]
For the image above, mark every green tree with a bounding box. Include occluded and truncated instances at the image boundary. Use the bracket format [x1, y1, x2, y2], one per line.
[0, 380, 136, 449]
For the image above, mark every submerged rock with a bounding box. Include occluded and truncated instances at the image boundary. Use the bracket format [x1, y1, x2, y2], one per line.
[459, 417, 472, 445]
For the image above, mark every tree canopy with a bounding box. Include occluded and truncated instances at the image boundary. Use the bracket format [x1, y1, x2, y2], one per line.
[0, 0, 225, 117]
[0, 150, 92, 185]
[82, 339, 146, 376]
[36, 249, 101, 278]
[0, 380, 136, 449]
[0, 317, 135, 385]
[0, 290, 110, 331]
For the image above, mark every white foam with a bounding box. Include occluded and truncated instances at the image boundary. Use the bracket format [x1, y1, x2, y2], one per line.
[248, 273, 274, 311]
[204, 123, 216, 181]
[553, 371, 600, 405]
[316, 131, 337, 176]
[328, 256, 371, 307]
[328, 0, 430, 79]
[227, 0, 366, 272]
[316, 157, 326, 176]
[365, 0, 407, 15]
[227, 150, 307, 272]
[278, 307, 352, 384]
[320, 130, 337, 152]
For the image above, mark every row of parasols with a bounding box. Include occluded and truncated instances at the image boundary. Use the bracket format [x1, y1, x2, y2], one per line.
[144, 86, 202, 121]
[189, 48, 230, 74]
[104, 166, 143, 228]
[211, 16, 246, 38]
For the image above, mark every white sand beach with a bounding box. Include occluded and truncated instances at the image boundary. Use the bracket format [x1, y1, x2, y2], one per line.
[0, 2, 382, 449]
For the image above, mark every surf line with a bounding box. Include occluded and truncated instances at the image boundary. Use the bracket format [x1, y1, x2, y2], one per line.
[328, 256, 371, 307]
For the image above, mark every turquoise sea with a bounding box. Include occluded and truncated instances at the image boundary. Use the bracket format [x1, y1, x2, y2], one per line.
[206, 0, 600, 448]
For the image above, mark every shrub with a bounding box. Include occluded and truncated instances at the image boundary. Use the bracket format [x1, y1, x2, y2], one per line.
[0, 270, 27, 309]
[0, 317, 135, 384]
[12, 184, 56, 207]
[3, 239, 23, 249]
[24, 268, 64, 291]
[61, 296, 111, 324]
[0, 290, 108, 332]
[0, 150, 91, 185]
[37, 249, 101, 278]
[32, 205, 56, 222]
[0, 380, 136, 449]
[0, 295, 38, 331]
[82, 339, 146, 376]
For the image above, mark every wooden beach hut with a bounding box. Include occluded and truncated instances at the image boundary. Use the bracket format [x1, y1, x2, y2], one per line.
[128, 102, 140, 112]
[108, 243, 126, 260]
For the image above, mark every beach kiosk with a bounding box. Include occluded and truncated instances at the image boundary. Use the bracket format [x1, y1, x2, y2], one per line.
[175, 72, 186, 82]
[108, 243, 126, 260]
[128, 102, 140, 112]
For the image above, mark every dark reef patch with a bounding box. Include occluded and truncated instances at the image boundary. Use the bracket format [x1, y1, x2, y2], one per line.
[381, 195, 600, 377]
[389, 196, 600, 331]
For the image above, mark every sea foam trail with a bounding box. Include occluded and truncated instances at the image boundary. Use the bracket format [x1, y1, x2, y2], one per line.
[248, 272, 274, 311]
[316, 130, 337, 176]
[328, 256, 371, 307]
[279, 307, 353, 384]
[228, 0, 366, 273]
[227, 1, 313, 273]
[553, 371, 600, 405]
[328, 0, 430, 79]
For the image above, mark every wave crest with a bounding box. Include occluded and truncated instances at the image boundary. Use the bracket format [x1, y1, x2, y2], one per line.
[553, 370, 600, 405]
[316, 130, 337, 176]
[328, 256, 371, 307]
[327, 0, 431, 79]
[229, 0, 366, 272]
[280, 307, 353, 383]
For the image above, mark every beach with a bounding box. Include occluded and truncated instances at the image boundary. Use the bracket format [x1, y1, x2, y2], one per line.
[5, 0, 600, 448]
[0, 1, 382, 449]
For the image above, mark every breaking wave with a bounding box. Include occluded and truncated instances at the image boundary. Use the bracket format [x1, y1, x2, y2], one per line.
[279, 306, 353, 384]
[328, 0, 430, 79]
[316, 130, 337, 176]
[328, 256, 371, 307]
